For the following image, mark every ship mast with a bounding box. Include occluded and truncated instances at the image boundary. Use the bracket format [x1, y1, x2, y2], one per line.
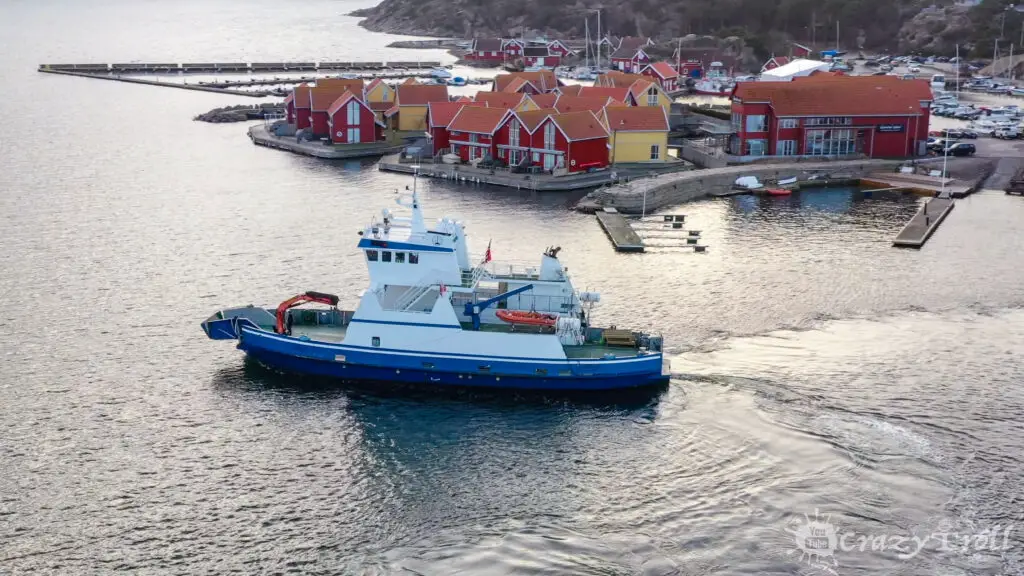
[408, 166, 426, 234]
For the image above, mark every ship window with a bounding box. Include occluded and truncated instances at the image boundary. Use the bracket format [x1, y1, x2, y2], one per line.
[366, 250, 379, 261]
[395, 252, 405, 263]
[535, 368, 548, 376]
[372, 336, 380, 347]
[559, 370, 572, 376]
[422, 362, 434, 369]
[478, 365, 491, 372]
[409, 253, 419, 264]
[381, 251, 392, 262]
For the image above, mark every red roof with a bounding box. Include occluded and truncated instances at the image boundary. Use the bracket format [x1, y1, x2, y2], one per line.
[554, 95, 613, 114]
[398, 84, 449, 105]
[529, 93, 558, 108]
[514, 108, 558, 132]
[368, 101, 393, 112]
[549, 111, 609, 141]
[365, 78, 384, 94]
[596, 71, 648, 88]
[448, 106, 509, 134]
[732, 76, 933, 116]
[326, 91, 357, 116]
[501, 77, 530, 93]
[310, 86, 355, 112]
[493, 70, 560, 93]
[401, 78, 419, 85]
[473, 91, 526, 109]
[579, 86, 632, 102]
[427, 101, 485, 128]
[556, 84, 583, 97]
[604, 106, 669, 131]
[644, 61, 679, 79]
[628, 79, 661, 100]
[293, 84, 312, 109]
[317, 78, 364, 94]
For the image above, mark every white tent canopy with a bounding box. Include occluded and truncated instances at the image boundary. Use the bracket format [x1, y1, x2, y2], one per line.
[760, 59, 830, 82]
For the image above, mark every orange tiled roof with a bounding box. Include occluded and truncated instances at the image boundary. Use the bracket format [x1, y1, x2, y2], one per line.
[326, 91, 357, 116]
[448, 105, 509, 134]
[645, 61, 678, 79]
[554, 95, 613, 114]
[397, 84, 449, 106]
[597, 71, 648, 88]
[555, 84, 583, 97]
[529, 93, 558, 108]
[401, 77, 419, 85]
[493, 70, 560, 92]
[628, 79, 661, 100]
[604, 106, 669, 131]
[311, 86, 355, 111]
[579, 86, 632, 103]
[427, 100, 486, 127]
[550, 110, 609, 141]
[502, 77, 530, 93]
[317, 78, 364, 93]
[473, 91, 526, 109]
[514, 108, 557, 132]
[293, 83, 312, 108]
[368, 101, 393, 112]
[732, 76, 933, 116]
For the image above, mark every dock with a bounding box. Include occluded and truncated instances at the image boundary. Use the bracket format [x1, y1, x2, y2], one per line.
[861, 171, 972, 198]
[39, 61, 442, 74]
[249, 125, 407, 159]
[892, 197, 955, 248]
[378, 156, 621, 191]
[596, 208, 645, 252]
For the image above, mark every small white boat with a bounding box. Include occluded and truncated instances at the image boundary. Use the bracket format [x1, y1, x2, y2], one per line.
[441, 153, 460, 164]
[776, 176, 798, 186]
[429, 67, 452, 79]
[734, 176, 764, 190]
[447, 76, 467, 87]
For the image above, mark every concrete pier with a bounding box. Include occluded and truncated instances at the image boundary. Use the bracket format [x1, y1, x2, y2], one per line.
[37, 68, 267, 97]
[378, 156, 624, 191]
[596, 208, 645, 252]
[892, 197, 955, 248]
[249, 125, 406, 159]
[40, 61, 443, 74]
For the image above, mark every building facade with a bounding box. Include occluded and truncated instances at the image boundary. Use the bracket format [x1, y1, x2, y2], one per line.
[729, 77, 932, 158]
[326, 93, 384, 144]
[640, 62, 680, 92]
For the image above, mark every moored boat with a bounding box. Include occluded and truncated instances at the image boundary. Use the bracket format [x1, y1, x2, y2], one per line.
[202, 175, 669, 391]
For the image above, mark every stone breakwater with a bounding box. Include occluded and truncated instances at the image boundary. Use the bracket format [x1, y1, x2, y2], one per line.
[577, 159, 903, 213]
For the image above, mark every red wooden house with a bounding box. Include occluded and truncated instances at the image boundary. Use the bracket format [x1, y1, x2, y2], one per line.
[610, 46, 650, 73]
[523, 46, 560, 68]
[426, 101, 485, 155]
[326, 92, 385, 144]
[676, 60, 703, 79]
[465, 38, 505, 63]
[501, 39, 525, 58]
[310, 86, 355, 137]
[761, 56, 791, 72]
[493, 108, 556, 167]
[546, 40, 573, 57]
[792, 43, 812, 58]
[533, 111, 610, 172]
[447, 106, 510, 162]
[291, 83, 313, 129]
[640, 62, 680, 92]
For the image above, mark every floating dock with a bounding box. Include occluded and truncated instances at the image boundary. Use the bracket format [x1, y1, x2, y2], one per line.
[39, 61, 443, 74]
[892, 197, 955, 248]
[378, 156, 621, 191]
[596, 208, 645, 252]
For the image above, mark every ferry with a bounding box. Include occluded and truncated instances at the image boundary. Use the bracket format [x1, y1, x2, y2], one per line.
[201, 177, 669, 391]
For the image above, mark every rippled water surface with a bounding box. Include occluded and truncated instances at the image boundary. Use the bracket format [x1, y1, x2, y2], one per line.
[2, 1, 1024, 574]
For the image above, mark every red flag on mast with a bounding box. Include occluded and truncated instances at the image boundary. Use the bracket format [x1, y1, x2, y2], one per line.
[483, 240, 492, 263]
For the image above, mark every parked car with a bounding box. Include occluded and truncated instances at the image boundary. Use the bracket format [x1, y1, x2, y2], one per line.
[908, 65, 921, 73]
[959, 129, 978, 139]
[943, 142, 976, 156]
[994, 128, 1020, 139]
[929, 138, 959, 151]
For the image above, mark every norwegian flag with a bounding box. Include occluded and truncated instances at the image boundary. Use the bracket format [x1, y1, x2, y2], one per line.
[483, 240, 492, 264]
[439, 283, 446, 295]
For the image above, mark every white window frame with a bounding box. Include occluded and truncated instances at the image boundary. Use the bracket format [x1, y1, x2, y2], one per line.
[347, 127, 360, 142]
[544, 122, 556, 149]
[650, 144, 660, 160]
[647, 87, 658, 106]
[347, 100, 359, 125]
[509, 119, 520, 147]
[779, 118, 798, 129]
[777, 140, 797, 155]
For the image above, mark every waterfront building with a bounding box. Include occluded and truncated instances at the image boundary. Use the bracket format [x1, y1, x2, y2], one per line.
[545, 40, 574, 58]
[426, 101, 486, 156]
[792, 43, 813, 58]
[640, 61, 680, 92]
[465, 38, 506, 63]
[675, 59, 704, 79]
[629, 79, 672, 109]
[533, 111, 610, 172]
[523, 46, 561, 68]
[326, 91, 385, 144]
[364, 78, 395, 105]
[761, 55, 791, 73]
[310, 85, 360, 137]
[601, 106, 670, 164]
[387, 84, 449, 132]
[447, 106, 510, 162]
[289, 83, 312, 129]
[501, 38, 525, 58]
[729, 75, 933, 158]
[610, 45, 651, 73]
[759, 59, 831, 82]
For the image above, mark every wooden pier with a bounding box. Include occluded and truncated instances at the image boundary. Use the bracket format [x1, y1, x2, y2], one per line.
[39, 61, 443, 74]
[892, 197, 955, 248]
[249, 125, 407, 159]
[596, 208, 645, 252]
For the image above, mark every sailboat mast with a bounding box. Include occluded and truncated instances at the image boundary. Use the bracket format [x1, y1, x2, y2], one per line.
[585, 18, 590, 69]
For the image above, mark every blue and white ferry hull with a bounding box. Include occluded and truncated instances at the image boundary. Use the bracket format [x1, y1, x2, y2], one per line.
[234, 322, 668, 391]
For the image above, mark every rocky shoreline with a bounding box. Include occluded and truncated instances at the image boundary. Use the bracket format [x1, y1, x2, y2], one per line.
[194, 103, 285, 123]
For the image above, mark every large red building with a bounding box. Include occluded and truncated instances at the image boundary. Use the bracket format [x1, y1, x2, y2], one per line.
[729, 76, 933, 158]
[492, 109, 609, 172]
[447, 106, 510, 162]
[326, 92, 384, 144]
[426, 100, 485, 156]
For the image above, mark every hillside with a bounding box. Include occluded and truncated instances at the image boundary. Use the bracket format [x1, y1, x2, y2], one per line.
[354, 0, 933, 55]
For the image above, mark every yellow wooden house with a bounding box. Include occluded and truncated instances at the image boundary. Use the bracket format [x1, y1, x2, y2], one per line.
[601, 106, 670, 163]
[387, 84, 450, 132]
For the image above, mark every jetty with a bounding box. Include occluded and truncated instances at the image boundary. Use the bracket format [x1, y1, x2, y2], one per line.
[249, 125, 406, 159]
[596, 208, 645, 252]
[892, 197, 955, 248]
[39, 61, 443, 74]
[378, 155, 623, 191]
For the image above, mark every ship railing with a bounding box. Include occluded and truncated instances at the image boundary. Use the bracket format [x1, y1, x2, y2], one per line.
[390, 284, 434, 312]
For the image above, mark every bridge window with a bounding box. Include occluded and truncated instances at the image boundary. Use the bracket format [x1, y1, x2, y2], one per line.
[372, 336, 380, 347]
[395, 252, 406, 263]
[409, 252, 419, 264]
[381, 251, 392, 262]
[366, 250, 379, 261]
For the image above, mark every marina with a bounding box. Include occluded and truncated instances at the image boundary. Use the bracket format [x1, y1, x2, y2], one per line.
[595, 208, 645, 252]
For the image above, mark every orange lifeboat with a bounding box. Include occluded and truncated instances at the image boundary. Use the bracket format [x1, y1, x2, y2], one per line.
[495, 310, 558, 327]
[765, 188, 792, 196]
